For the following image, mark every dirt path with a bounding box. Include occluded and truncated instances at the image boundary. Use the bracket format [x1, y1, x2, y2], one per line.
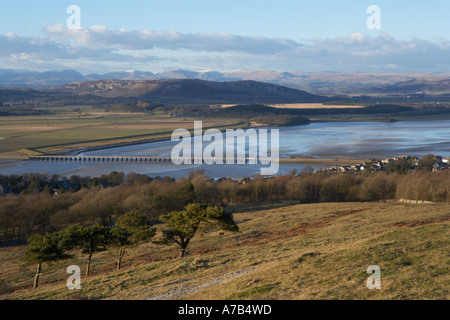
[142, 268, 255, 300]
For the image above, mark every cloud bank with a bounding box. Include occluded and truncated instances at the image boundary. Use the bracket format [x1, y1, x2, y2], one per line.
[1, 24, 450, 73]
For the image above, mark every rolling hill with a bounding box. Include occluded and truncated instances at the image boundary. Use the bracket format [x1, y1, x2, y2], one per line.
[2, 68, 450, 96]
[370, 78, 450, 95]
[57, 79, 328, 104]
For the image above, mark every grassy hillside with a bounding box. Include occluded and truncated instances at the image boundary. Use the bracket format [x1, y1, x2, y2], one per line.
[1, 201, 448, 300]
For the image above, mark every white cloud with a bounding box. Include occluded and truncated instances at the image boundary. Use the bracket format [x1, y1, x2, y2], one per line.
[45, 24, 300, 54]
[349, 32, 365, 43]
[89, 25, 107, 33]
[2, 26, 450, 73]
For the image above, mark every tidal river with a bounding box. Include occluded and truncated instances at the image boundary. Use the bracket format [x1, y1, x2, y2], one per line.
[1, 120, 450, 179]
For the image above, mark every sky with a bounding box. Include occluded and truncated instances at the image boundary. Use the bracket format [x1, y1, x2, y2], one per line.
[1, 0, 450, 74]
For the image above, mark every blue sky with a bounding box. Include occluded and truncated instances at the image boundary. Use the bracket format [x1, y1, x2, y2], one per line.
[1, 0, 450, 73]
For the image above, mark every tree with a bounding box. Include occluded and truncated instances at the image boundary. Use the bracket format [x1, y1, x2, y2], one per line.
[0, 198, 19, 241]
[421, 154, 438, 171]
[158, 203, 238, 258]
[111, 211, 156, 270]
[61, 224, 112, 276]
[359, 172, 397, 201]
[109, 227, 131, 271]
[31, 195, 54, 234]
[23, 232, 72, 289]
[319, 174, 359, 202]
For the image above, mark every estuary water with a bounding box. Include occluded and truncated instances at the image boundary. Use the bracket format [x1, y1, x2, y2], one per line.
[1, 120, 450, 179]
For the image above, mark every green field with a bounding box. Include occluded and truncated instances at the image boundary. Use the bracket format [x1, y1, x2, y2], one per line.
[1, 201, 448, 300]
[0, 106, 244, 157]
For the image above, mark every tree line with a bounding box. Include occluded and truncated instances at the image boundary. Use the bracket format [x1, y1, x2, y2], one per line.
[1, 168, 449, 245]
[23, 204, 238, 288]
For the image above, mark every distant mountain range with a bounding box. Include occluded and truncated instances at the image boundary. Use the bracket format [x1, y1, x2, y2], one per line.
[0, 69, 85, 87]
[1, 68, 450, 96]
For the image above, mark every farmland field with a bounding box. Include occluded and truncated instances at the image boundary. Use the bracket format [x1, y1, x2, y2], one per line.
[0, 106, 244, 157]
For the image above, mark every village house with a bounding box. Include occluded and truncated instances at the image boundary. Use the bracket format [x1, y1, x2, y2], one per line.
[317, 154, 448, 174]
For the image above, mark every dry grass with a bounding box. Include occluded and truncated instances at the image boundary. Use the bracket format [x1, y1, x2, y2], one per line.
[1, 201, 448, 300]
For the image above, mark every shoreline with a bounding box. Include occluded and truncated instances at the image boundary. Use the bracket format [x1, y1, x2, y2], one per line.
[33, 122, 252, 157]
[0, 122, 251, 160]
[1, 118, 448, 166]
[0, 117, 434, 160]
[0, 160, 20, 171]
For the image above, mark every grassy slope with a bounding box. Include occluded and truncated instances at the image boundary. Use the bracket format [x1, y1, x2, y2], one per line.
[1, 201, 449, 300]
